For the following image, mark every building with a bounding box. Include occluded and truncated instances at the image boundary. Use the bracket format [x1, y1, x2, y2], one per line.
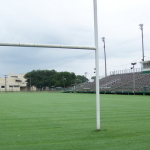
[140, 60, 150, 73]
[0, 73, 36, 92]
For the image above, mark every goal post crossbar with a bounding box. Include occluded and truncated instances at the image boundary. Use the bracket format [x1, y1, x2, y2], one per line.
[0, 43, 96, 50]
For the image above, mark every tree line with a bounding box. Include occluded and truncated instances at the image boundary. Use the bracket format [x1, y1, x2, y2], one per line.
[24, 70, 88, 89]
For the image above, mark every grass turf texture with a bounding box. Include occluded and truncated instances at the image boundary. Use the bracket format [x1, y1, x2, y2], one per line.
[0, 93, 150, 150]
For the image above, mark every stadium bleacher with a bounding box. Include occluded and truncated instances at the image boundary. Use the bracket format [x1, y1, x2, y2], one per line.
[75, 72, 150, 93]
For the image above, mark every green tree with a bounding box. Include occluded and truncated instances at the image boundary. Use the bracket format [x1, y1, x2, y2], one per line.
[75, 75, 89, 84]
[50, 72, 76, 88]
[24, 69, 57, 88]
[24, 70, 76, 88]
[91, 76, 96, 81]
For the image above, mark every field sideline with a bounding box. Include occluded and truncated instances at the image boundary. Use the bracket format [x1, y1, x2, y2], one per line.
[0, 93, 150, 150]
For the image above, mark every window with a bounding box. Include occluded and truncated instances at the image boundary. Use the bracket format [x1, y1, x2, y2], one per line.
[14, 85, 19, 87]
[15, 80, 22, 82]
[11, 76, 18, 78]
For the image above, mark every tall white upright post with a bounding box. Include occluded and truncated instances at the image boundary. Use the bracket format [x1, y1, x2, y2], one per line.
[93, 0, 100, 130]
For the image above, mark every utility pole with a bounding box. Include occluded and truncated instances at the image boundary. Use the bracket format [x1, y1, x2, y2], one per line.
[4, 75, 8, 93]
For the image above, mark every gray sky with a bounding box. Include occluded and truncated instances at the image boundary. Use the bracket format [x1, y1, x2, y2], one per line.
[0, 0, 150, 79]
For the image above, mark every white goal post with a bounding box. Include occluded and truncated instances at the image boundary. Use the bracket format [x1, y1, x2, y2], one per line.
[0, 0, 100, 130]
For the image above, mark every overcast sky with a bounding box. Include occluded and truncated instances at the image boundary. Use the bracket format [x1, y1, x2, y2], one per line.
[0, 0, 150, 79]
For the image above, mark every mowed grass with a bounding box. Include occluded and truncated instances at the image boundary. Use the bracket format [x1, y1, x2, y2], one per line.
[0, 93, 150, 150]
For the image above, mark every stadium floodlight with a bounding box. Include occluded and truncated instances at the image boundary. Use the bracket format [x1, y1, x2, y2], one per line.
[0, 0, 100, 130]
[139, 24, 144, 61]
[131, 62, 137, 66]
[102, 37, 107, 77]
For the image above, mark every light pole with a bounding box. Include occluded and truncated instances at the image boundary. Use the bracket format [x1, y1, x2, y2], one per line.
[139, 24, 144, 61]
[102, 37, 107, 77]
[131, 63, 136, 92]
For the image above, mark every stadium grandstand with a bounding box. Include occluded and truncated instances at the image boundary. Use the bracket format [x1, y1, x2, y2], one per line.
[66, 60, 150, 95]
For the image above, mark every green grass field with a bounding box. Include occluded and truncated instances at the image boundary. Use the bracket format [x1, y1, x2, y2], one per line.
[0, 93, 150, 150]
